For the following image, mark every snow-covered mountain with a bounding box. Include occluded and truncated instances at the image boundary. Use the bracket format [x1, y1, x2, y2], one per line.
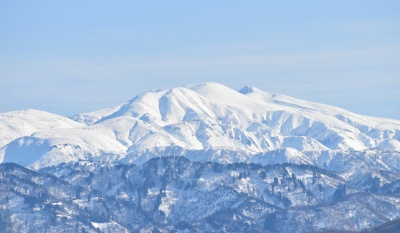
[0, 109, 84, 163]
[1, 82, 400, 169]
[0, 109, 83, 148]
[1, 82, 400, 233]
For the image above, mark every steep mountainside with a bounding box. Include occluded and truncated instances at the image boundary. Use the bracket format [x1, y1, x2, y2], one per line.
[1, 83, 399, 169]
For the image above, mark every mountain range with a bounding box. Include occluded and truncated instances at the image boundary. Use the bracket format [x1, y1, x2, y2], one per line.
[1, 82, 399, 169]
[1, 82, 400, 232]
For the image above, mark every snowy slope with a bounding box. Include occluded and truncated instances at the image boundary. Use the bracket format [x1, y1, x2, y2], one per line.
[0, 109, 84, 148]
[2, 82, 400, 168]
[0, 109, 84, 163]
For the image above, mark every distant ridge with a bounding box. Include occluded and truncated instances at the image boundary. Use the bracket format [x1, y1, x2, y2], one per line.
[0, 82, 399, 169]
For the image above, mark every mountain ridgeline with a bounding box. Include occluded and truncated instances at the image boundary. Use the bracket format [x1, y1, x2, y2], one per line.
[1, 82, 400, 169]
[0, 82, 400, 232]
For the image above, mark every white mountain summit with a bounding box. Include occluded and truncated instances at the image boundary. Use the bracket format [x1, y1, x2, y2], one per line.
[1, 82, 400, 169]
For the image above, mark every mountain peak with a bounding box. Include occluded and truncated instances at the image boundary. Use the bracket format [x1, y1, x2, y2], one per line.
[184, 82, 240, 96]
[238, 86, 262, 94]
[184, 81, 226, 89]
[2, 82, 400, 168]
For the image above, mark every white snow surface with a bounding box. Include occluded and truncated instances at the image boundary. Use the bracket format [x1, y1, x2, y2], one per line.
[2, 82, 400, 168]
[0, 109, 83, 148]
[0, 109, 84, 163]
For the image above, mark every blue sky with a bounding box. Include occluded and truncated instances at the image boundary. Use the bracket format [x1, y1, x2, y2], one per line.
[1, 1, 399, 119]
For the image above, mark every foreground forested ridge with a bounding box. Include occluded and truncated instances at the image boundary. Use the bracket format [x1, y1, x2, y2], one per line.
[1, 156, 400, 232]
